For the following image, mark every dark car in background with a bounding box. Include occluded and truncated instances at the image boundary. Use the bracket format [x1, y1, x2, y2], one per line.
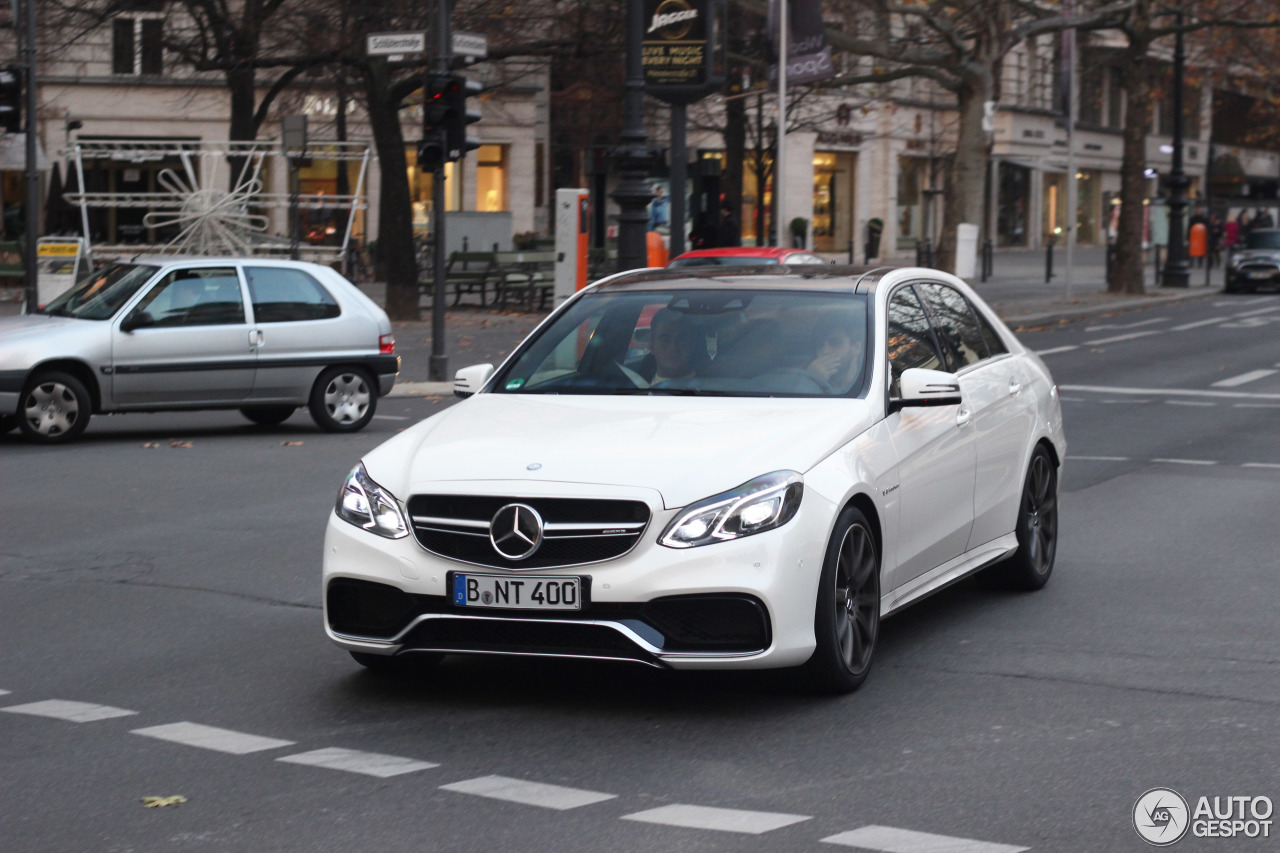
[1227, 229, 1280, 293]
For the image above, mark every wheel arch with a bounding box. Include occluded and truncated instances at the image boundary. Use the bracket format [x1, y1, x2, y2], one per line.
[27, 360, 102, 412]
[842, 491, 883, 563]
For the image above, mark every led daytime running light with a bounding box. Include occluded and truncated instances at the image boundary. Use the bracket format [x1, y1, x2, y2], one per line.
[335, 463, 408, 539]
[660, 471, 803, 549]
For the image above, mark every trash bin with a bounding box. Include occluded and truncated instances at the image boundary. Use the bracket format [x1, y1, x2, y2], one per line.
[865, 218, 883, 260]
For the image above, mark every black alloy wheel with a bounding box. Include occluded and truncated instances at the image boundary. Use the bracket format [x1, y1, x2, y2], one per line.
[309, 367, 377, 432]
[804, 506, 880, 693]
[17, 371, 92, 443]
[982, 444, 1058, 591]
[240, 405, 297, 427]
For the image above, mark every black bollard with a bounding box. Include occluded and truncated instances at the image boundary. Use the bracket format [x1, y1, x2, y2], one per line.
[1045, 236, 1055, 283]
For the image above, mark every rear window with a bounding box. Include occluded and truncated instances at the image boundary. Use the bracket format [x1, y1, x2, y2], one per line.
[246, 267, 341, 323]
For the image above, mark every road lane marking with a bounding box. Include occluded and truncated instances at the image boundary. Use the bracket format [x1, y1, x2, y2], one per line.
[1083, 330, 1162, 345]
[821, 825, 1028, 852]
[1165, 400, 1215, 406]
[1034, 345, 1078, 356]
[2, 700, 137, 723]
[1085, 317, 1168, 331]
[440, 775, 616, 810]
[0, 690, 9, 696]
[1067, 456, 1131, 461]
[277, 747, 438, 778]
[1152, 459, 1217, 466]
[1232, 305, 1280, 318]
[372, 414, 411, 421]
[131, 722, 295, 754]
[622, 804, 811, 834]
[1061, 384, 1280, 401]
[1243, 463, 1280, 469]
[1235, 403, 1280, 408]
[1212, 369, 1278, 388]
[1170, 316, 1232, 331]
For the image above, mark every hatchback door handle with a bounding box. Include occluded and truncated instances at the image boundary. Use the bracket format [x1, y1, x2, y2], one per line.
[249, 329, 264, 348]
[1008, 379, 1022, 396]
[956, 407, 973, 427]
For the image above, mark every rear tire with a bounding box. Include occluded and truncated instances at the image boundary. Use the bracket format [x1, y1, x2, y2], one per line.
[981, 445, 1058, 591]
[309, 367, 376, 432]
[240, 405, 297, 426]
[17, 371, 92, 443]
[802, 506, 880, 694]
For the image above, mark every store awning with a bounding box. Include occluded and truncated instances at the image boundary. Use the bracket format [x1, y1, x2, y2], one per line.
[0, 133, 51, 172]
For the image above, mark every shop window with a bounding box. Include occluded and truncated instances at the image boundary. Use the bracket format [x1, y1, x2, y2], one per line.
[475, 145, 508, 212]
[112, 15, 164, 76]
[896, 156, 925, 247]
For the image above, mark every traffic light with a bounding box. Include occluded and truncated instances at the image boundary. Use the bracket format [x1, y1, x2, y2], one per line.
[418, 130, 447, 172]
[419, 73, 454, 172]
[443, 74, 483, 162]
[0, 66, 22, 134]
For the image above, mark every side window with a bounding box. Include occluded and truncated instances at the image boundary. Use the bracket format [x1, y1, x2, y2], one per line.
[886, 286, 942, 397]
[970, 300, 1009, 357]
[132, 267, 244, 326]
[245, 267, 341, 323]
[918, 283, 988, 371]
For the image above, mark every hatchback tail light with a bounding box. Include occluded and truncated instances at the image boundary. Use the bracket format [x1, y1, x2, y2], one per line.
[379, 334, 396, 354]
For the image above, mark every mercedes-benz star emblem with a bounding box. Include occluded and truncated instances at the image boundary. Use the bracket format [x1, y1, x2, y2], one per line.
[489, 503, 544, 561]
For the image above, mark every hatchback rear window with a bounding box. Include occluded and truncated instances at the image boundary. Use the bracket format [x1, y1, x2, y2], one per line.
[246, 267, 341, 322]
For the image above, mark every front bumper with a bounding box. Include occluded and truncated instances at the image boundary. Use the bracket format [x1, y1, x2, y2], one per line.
[322, 486, 835, 670]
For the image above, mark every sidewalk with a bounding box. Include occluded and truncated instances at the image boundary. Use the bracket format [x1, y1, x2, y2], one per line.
[0, 245, 1223, 391]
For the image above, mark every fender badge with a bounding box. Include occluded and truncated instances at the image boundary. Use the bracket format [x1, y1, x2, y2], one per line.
[527, 463, 542, 471]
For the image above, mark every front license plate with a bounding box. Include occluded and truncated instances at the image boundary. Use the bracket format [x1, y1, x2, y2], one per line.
[451, 573, 582, 611]
[1248, 270, 1274, 279]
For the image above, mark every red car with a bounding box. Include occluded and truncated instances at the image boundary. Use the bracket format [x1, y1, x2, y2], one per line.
[666, 246, 829, 268]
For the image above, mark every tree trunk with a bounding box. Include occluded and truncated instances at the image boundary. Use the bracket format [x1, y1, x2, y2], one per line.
[227, 65, 258, 191]
[723, 94, 745, 233]
[364, 62, 419, 321]
[1111, 34, 1153, 295]
[937, 72, 992, 275]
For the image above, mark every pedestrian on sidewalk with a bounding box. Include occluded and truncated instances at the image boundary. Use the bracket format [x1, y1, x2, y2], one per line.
[1208, 212, 1223, 269]
[1254, 208, 1274, 230]
[717, 201, 741, 248]
[1237, 209, 1252, 238]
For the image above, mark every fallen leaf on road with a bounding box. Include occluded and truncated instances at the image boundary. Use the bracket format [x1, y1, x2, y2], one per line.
[141, 795, 187, 808]
[281, 441, 304, 446]
[143, 442, 160, 449]
[170, 440, 193, 449]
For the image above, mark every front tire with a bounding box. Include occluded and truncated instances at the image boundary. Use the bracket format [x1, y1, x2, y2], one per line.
[309, 367, 376, 432]
[18, 371, 92, 443]
[982, 445, 1058, 590]
[803, 506, 880, 693]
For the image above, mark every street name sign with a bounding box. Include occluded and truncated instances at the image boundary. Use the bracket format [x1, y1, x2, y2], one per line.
[367, 33, 426, 57]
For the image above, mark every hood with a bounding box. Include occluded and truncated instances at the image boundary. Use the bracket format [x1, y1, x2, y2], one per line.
[1235, 248, 1280, 262]
[0, 314, 106, 370]
[363, 394, 876, 509]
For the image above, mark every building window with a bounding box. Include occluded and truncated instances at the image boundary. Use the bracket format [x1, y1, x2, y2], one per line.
[474, 145, 508, 212]
[113, 16, 164, 76]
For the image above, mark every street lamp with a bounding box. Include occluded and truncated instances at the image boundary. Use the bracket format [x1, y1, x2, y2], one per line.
[1161, 9, 1190, 288]
[611, 0, 653, 272]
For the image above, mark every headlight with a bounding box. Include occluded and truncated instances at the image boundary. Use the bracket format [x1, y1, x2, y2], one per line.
[660, 471, 803, 548]
[335, 463, 408, 539]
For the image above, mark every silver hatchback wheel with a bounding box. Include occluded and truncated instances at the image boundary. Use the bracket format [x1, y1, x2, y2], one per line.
[18, 372, 92, 443]
[309, 367, 377, 432]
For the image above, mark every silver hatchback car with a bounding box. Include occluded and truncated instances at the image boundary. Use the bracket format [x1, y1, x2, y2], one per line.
[0, 258, 398, 443]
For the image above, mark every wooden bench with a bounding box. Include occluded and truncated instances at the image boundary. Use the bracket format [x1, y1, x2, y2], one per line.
[493, 250, 556, 311]
[443, 251, 497, 307]
[0, 241, 24, 285]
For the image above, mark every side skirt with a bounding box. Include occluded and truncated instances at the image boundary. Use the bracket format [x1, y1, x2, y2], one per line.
[880, 532, 1018, 616]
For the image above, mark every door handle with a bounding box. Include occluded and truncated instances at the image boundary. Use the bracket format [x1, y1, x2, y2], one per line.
[248, 329, 264, 348]
[956, 407, 973, 427]
[1008, 378, 1023, 397]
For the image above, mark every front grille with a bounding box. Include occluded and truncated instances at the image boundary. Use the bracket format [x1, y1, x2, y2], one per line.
[406, 495, 651, 569]
[326, 580, 771, 657]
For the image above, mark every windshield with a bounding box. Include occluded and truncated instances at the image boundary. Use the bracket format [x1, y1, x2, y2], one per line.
[40, 263, 159, 320]
[1243, 230, 1280, 250]
[667, 256, 781, 268]
[494, 288, 870, 397]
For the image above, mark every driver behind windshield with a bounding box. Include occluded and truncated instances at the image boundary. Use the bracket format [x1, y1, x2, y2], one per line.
[640, 308, 698, 385]
[806, 314, 865, 392]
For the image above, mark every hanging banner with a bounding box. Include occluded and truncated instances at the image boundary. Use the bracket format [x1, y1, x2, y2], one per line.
[769, 0, 835, 86]
[643, 0, 727, 104]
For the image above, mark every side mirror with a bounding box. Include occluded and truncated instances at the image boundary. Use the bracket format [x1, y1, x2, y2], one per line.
[119, 310, 154, 333]
[890, 367, 962, 413]
[453, 363, 495, 398]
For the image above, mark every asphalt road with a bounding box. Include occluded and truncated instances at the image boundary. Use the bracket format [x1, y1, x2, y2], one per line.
[2, 293, 1278, 853]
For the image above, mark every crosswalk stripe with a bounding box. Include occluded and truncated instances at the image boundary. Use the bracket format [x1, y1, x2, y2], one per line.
[621, 804, 811, 834]
[440, 775, 616, 810]
[1, 699, 137, 723]
[131, 722, 295, 754]
[276, 747, 438, 777]
[0, 690, 9, 696]
[821, 824, 1028, 852]
[1083, 330, 1161, 345]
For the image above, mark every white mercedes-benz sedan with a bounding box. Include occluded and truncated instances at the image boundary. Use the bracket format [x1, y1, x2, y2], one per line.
[323, 265, 1065, 692]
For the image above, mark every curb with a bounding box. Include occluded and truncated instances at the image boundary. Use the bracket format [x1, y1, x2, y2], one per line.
[389, 381, 455, 397]
[997, 287, 1221, 327]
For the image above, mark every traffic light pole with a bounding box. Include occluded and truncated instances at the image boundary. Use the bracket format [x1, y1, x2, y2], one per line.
[429, 0, 451, 381]
[23, 0, 38, 313]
